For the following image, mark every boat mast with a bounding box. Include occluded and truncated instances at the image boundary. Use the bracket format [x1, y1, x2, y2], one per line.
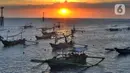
[0, 7, 4, 26]
[21, 28, 23, 39]
[42, 12, 44, 22]
[6, 30, 10, 40]
[71, 24, 75, 42]
[43, 12, 47, 29]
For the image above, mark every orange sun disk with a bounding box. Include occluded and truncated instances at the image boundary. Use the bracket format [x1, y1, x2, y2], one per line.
[58, 8, 70, 16]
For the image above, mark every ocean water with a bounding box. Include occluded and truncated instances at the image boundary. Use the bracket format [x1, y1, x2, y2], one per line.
[0, 18, 130, 73]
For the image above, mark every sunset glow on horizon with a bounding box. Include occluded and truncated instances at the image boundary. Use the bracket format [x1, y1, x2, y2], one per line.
[0, 0, 130, 18]
[0, 0, 130, 5]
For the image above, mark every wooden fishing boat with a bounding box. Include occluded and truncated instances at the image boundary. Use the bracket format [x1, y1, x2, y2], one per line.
[35, 31, 57, 40]
[23, 25, 33, 29]
[22, 23, 33, 29]
[50, 41, 74, 51]
[35, 35, 52, 40]
[31, 52, 105, 71]
[0, 36, 26, 47]
[50, 32, 74, 51]
[49, 25, 86, 51]
[42, 31, 56, 37]
[35, 23, 59, 40]
[115, 47, 130, 54]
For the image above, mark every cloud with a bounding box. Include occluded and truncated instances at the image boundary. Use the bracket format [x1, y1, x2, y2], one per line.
[45, 1, 130, 8]
[0, 0, 130, 5]
[1, 0, 130, 9]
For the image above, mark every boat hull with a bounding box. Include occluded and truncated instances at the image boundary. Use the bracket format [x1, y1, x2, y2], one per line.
[115, 48, 130, 54]
[48, 61, 88, 71]
[50, 42, 73, 51]
[35, 35, 52, 40]
[1, 39, 25, 47]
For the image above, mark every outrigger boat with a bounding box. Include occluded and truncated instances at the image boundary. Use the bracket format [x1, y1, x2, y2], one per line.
[115, 47, 130, 54]
[50, 25, 87, 51]
[31, 52, 105, 71]
[0, 36, 26, 47]
[35, 23, 60, 40]
[50, 33, 74, 51]
[35, 31, 57, 40]
[0, 30, 26, 47]
[35, 31, 56, 40]
[40, 23, 60, 32]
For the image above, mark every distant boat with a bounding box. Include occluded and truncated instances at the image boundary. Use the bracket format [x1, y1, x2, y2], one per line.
[127, 27, 130, 30]
[115, 47, 130, 54]
[0, 36, 26, 47]
[23, 25, 33, 29]
[106, 28, 121, 31]
[35, 35, 52, 40]
[22, 24, 33, 29]
[42, 31, 56, 36]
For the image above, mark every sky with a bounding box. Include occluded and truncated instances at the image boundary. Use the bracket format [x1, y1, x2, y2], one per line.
[0, 0, 130, 18]
[0, 0, 130, 5]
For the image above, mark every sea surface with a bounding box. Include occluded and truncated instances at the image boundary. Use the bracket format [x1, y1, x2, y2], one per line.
[0, 18, 130, 73]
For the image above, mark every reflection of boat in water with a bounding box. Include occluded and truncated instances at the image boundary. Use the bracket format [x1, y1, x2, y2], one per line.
[0, 36, 25, 47]
[31, 52, 105, 71]
[115, 47, 130, 54]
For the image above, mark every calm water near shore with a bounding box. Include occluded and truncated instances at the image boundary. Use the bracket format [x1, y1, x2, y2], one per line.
[0, 18, 130, 73]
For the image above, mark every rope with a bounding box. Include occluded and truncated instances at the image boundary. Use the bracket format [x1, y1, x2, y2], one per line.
[7, 30, 25, 37]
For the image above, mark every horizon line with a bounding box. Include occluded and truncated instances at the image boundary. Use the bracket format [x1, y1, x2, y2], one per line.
[4, 17, 130, 20]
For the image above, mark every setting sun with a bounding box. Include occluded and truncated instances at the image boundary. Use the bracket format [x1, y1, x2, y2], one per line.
[61, 9, 67, 14]
[58, 8, 70, 16]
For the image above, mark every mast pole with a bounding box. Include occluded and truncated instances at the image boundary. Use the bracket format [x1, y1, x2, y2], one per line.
[0, 7, 4, 26]
[43, 12, 47, 29]
[21, 28, 23, 39]
[43, 12, 44, 22]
